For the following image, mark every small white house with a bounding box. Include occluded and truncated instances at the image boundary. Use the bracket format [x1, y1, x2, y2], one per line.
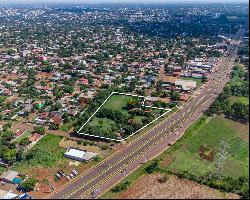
[64, 148, 97, 162]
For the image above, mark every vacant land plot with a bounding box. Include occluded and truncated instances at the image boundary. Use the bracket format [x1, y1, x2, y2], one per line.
[162, 115, 249, 178]
[81, 94, 168, 140]
[103, 95, 133, 114]
[12, 134, 66, 172]
[181, 77, 203, 86]
[116, 173, 239, 199]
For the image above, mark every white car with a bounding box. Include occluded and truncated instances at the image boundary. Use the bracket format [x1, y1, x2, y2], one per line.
[72, 169, 78, 176]
[66, 176, 71, 181]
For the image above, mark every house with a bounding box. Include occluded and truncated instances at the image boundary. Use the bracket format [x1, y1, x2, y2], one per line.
[162, 76, 177, 90]
[0, 170, 19, 183]
[175, 79, 197, 92]
[64, 148, 97, 162]
[79, 93, 94, 106]
[28, 133, 42, 142]
[0, 189, 18, 199]
[180, 94, 189, 102]
[50, 114, 63, 125]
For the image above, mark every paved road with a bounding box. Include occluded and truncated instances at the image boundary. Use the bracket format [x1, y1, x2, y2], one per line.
[47, 29, 244, 199]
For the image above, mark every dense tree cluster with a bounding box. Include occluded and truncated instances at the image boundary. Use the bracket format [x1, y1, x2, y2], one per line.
[205, 64, 249, 123]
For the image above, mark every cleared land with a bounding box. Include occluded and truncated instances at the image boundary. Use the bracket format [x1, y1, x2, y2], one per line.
[162, 115, 249, 178]
[181, 77, 203, 86]
[117, 173, 239, 199]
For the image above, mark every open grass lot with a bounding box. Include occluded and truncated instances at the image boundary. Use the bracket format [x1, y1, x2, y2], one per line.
[229, 96, 249, 105]
[163, 115, 249, 178]
[12, 134, 67, 173]
[101, 114, 249, 199]
[181, 77, 203, 86]
[89, 117, 117, 132]
[103, 95, 139, 115]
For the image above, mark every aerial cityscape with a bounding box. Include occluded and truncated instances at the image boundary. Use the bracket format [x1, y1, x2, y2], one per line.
[0, 0, 248, 199]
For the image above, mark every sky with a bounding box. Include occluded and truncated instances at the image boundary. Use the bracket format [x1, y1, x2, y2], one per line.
[0, 0, 248, 3]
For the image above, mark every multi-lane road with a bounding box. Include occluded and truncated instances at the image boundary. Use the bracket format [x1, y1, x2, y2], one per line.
[47, 29, 244, 199]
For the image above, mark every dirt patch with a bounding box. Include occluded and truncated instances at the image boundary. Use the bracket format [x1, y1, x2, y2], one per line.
[117, 173, 240, 199]
[199, 145, 215, 161]
[159, 156, 174, 168]
[231, 121, 249, 142]
[59, 139, 102, 154]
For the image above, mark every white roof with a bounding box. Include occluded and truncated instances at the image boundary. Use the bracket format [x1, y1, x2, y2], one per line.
[175, 79, 197, 90]
[0, 170, 18, 181]
[0, 190, 18, 199]
[64, 148, 86, 159]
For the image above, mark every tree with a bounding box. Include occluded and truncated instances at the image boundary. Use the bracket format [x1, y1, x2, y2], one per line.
[20, 178, 38, 192]
[34, 126, 45, 134]
[170, 90, 180, 101]
[145, 160, 159, 174]
[49, 124, 59, 130]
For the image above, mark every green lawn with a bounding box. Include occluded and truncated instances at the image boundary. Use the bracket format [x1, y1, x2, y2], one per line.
[0, 166, 6, 175]
[12, 134, 66, 173]
[103, 95, 137, 115]
[59, 123, 73, 132]
[89, 117, 116, 131]
[229, 96, 249, 105]
[181, 77, 203, 86]
[164, 115, 249, 178]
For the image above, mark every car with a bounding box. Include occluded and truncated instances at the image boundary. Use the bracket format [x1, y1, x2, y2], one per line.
[70, 173, 74, 178]
[72, 169, 78, 176]
[58, 170, 65, 177]
[66, 176, 71, 181]
[55, 173, 61, 179]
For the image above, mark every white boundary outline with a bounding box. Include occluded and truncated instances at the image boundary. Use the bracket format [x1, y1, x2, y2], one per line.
[77, 92, 171, 142]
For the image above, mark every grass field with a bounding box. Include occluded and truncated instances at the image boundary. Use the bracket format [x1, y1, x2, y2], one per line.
[163, 115, 249, 178]
[12, 134, 66, 173]
[229, 96, 249, 105]
[103, 95, 139, 115]
[89, 117, 116, 132]
[101, 114, 249, 199]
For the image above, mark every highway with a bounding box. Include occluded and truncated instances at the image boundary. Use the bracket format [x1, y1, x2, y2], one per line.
[47, 29, 244, 199]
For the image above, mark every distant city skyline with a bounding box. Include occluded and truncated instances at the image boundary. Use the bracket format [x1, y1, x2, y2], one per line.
[0, 0, 249, 4]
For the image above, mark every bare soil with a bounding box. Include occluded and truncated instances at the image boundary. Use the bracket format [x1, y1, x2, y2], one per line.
[199, 145, 215, 161]
[117, 173, 240, 199]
